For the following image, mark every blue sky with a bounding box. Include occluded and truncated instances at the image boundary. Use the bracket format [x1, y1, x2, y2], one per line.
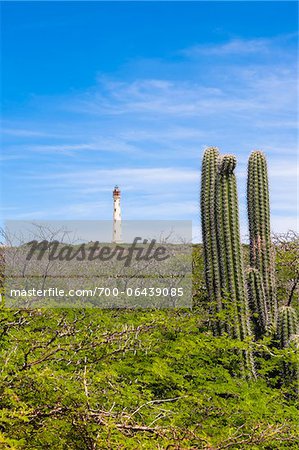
[1, 1, 298, 241]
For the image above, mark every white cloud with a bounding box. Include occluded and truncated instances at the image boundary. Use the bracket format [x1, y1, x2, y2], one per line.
[64, 63, 296, 130]
[271, 216, 298, 235]
[181, 34, 297, 58]
[1, 128, 52, 137]
[183, 38, 273, 57]
[26, 140, 139, 155]
[27, 167, 198, 187]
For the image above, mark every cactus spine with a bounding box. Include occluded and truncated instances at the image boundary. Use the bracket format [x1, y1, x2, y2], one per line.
[247, 151, 277, 326]
[277, 306, 298, 349]
[246, 268, 268, 339]
[200, 147, 222, 334]
[216, 155, 251, 341]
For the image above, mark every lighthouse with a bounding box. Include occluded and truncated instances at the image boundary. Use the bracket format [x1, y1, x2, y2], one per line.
[112, 185, 122, 243]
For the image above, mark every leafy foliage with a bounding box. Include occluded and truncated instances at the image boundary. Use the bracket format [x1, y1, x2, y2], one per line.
[0, 300, 298, 448]
[0, 229, 298, 448]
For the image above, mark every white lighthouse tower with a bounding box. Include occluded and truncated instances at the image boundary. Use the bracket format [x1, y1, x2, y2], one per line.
[112, 185, 122, 243]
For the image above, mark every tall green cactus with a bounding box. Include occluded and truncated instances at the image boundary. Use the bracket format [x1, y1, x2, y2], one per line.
[247, 151, 277, 326]
[216, 154, 252, 341]
[201, 149, 256, 376]
[216, 155, 255, 377]
[200, 147, 222, 334]
[277, 306, 298, 349]
[246, 268, 268, 338]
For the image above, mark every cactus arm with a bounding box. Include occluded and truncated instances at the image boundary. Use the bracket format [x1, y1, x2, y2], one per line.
[246, 268, 268, 338]
[277, 306, 299, 349]
[277, 307, 299, 390]
[247, 151, 277, 325]
[216, 155, 251, 340]
[200, 147, 222, 333]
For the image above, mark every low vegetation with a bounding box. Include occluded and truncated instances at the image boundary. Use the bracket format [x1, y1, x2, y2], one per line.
[0, 239, 298, 449]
